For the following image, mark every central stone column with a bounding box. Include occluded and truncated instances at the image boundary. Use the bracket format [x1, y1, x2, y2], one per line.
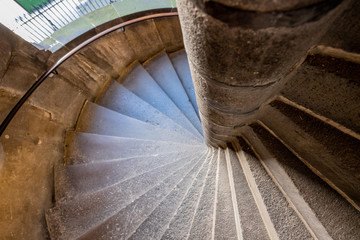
[176, 0, 347, 147]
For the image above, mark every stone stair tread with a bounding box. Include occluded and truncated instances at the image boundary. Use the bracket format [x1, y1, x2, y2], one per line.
[187, 149, 218, 240]
[213, 149, 238, 239]
[46, 152, 201, 240]
[96, 80, 200, 140]
[77, 151, 209, 240]
[246, 123, 360, 240]
[225, 147, 270, 240]
[260, 101, 360, 209]
[55, 150, 203, 204]
[76, 101, 200, 144]
[235, 137, 313, 240]
[96, 80, 201, 140]
[144, 52, 203, 135]
[161, 148, 215, 240]
[128, 151, 211, 240]
[121, 62, 202, 138]
[65, 132, 204, 164]
[170, 50, 199, 117]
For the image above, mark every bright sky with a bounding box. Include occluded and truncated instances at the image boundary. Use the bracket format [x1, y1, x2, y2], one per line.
[0, 0, 26, 29]
[0, 0, 34, 41]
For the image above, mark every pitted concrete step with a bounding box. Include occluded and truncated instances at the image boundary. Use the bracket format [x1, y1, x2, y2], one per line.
[46, 152, 201, 240]
[225, 147, 270, 240]
[65, 132, 204, 164]
[96, 80, 201, 140]
[170, 50, 199, 117]
[54, 150, 204, 204]
[129, 151, 211, 240]
[78, 152, 208, 240]
[187, 149, 218, 240]
[161, 148, 215, 240]
[234, 138, 313, 240]
[121, 62, 202, 139]
[76, 101, 200, 144]
[259, 101, 360, 210]
[245, 123, 360, 240]
[145, 52, 203, 136]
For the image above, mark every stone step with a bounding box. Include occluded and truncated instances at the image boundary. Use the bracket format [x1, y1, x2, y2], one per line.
[54, 150, 203, 204]
[121, 62, 202, 139]
[144, 52, 203, 136]
[213, 148, 239, 239]
[77, 151, 209, 240]
[242, 124, 360, 240]
[96, 80, 201, 140]
[128, 151, 211, 239]
[240, 126, 331, 239]
[187, 148, 218, 240]
[259, 100, 360, 210]
[76, 101, 200, 144]
[170, 50, 199, 117]
[233, 138, 313, 240]
[281, 52, 360, 134]
[225, 147, 270, 240]
[160, 148, 215, 240]
[46, 152, 202, 240]
[65, 132, 204, 164]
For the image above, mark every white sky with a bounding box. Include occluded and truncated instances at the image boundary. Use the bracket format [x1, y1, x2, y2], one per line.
[0, 0, 27, 29]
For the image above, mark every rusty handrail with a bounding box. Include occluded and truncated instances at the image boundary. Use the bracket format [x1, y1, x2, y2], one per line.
[0, 11, 178, 136]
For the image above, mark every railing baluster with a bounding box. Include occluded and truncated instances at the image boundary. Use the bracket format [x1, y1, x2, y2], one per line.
[61, 0, 78, 20]
[19, 16, 47, 40]
[45, 0, 67, 26]
[23, 14, 49, 39]
[56, 1, 75, 22]
[71, 0, 85, 16]
[58, 0, 73, 23]
[93, 0, 101, 9]
[16, 18, 44, 42]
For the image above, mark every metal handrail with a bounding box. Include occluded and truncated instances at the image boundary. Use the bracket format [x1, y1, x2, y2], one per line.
[0, 11, 178, 136]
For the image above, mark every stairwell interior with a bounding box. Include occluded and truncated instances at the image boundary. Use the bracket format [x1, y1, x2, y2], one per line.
[0, 1, 359, 240]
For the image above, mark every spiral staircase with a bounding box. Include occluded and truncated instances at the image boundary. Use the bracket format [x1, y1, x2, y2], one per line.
[44, 49, 360, 240]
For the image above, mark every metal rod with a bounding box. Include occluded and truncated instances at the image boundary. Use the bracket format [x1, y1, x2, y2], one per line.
[71, 0, 85, 16]
[61, 1, 78, 20]
[57, 1, 75, 22]
[0, 12, 179, 136]
[22, 15, 48, 39]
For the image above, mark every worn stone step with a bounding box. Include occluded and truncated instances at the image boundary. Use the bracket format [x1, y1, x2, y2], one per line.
[225, 147, 270, 240]
[170, 50, 199, 117]
[161, 148, 215, 240]
[65, 132, 204, 164]
[54, 150, 203, 204]
[240, 125, 331, 240]
[46, 152, 201, 240]
[145, 52, 203, 136]
[281, 52, 360, 134]
[234, 138, 313, 240]
[187, 149, 218, 240]
[245, 123, 360, 240]
[121, 62, 202, 139]
[76, 101, 200, 144]
[77, 151, 209, 240]
[259, 100, 360, 210]
[213, 149, 238, 239]
[96, 80, 201, 140]
[128, 151, 211, 240]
